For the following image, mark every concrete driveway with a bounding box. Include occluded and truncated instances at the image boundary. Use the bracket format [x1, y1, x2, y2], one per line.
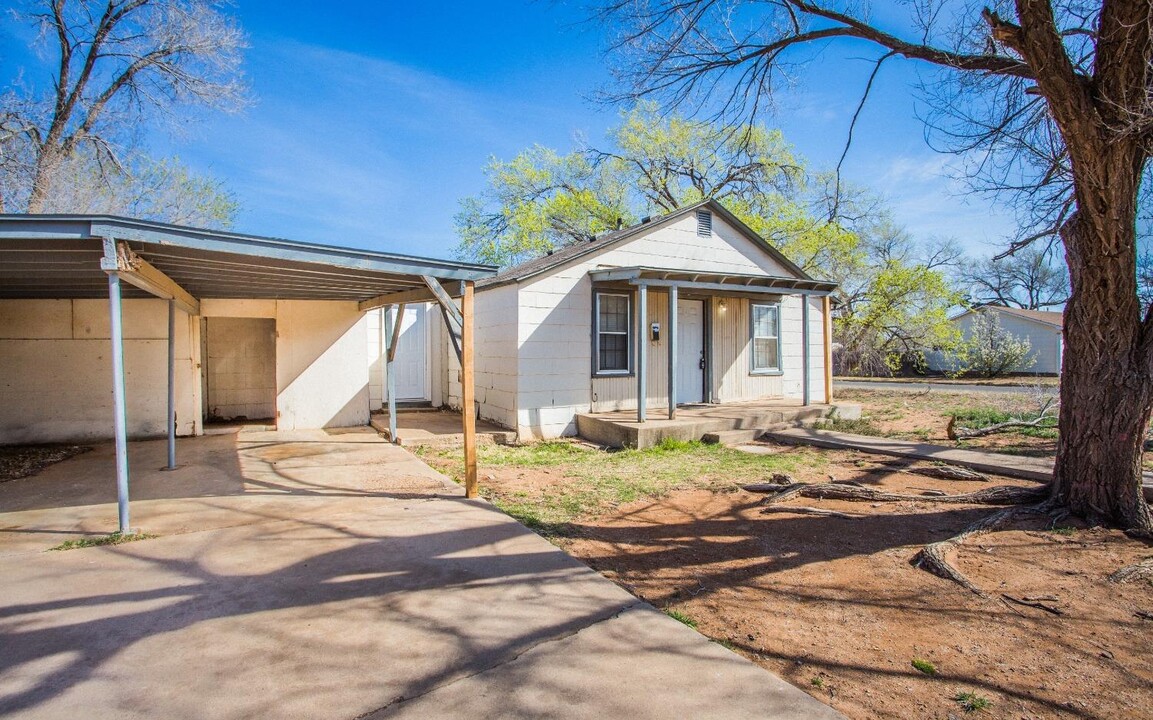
[0, 429, 842, 719]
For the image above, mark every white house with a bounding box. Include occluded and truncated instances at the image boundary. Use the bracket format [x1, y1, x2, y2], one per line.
[376, 200, 838, 441]
[929, 305, 1064, 375]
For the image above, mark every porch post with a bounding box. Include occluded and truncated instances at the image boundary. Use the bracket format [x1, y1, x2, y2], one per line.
[385, 306, 394, 410]
[384, 305, 398, 443]
[636, 283, 647, 423]
[801, 296, 811, 406]
[667, 284, 678, 419]
[107, 272, 132, 534]
[461, 281, 478, 498]
[164, 299, 177, 470]
[823, 295, 833, 403]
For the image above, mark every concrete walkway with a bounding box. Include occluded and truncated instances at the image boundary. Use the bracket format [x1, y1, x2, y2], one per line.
[0, 429, 842, 720]
[764, 427, 1153, 501]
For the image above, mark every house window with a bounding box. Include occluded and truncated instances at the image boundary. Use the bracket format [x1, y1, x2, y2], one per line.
[750, 302, 781, 373]
[696, 210, 712, 237]
[596, 292, 631, 374]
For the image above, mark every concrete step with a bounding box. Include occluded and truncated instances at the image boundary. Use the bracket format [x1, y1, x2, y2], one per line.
[701, 429, 761, 445]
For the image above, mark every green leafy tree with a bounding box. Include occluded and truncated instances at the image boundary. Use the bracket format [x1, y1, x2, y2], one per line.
[458, 105, 962, 373]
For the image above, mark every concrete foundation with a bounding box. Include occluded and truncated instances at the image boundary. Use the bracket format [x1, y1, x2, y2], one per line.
[575, 400, 848, 449]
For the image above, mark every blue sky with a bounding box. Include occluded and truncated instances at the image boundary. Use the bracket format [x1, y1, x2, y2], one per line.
[1, 1, 1018, 260]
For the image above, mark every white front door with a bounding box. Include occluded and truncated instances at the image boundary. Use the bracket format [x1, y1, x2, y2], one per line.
[676, 299, 705, 404]
[392, 304, 430, 401]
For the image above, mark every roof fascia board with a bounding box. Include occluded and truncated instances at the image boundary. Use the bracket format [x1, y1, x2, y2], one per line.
[86, 220, 494, 282]
[624, 278, 835, 296]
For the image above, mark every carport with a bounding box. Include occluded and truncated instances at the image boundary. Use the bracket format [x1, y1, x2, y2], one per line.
[0, 215, 496, 533]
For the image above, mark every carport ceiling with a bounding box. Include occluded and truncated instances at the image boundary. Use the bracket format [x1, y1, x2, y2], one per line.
[0, 215, 495, 301]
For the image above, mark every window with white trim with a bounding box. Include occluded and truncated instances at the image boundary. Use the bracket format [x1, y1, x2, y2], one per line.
[750, 302, 781, 373]
[595, 292, 631, 374]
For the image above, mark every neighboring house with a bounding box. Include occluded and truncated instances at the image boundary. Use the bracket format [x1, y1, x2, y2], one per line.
[379, 199, 838, 441]
[929, 305, 1064, 375]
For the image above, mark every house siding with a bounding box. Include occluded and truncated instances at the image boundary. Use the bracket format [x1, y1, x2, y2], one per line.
[483, 212, 831, 439]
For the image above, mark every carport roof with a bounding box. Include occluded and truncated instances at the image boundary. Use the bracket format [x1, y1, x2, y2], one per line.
[0, 214, 496, 303]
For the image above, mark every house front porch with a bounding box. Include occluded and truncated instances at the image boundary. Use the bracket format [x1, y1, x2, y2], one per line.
[575, 398, 860, 449]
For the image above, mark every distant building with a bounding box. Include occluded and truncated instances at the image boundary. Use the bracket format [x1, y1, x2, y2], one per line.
[929, 305, 1063, 375]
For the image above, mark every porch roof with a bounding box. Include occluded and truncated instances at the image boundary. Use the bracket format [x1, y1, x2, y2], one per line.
[588, 266, 838, 295]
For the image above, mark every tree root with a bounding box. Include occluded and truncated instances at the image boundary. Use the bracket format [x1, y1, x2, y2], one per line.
[1108, 557, 1153, 584]
[755, 480, 1054, 595]
[759, 482, 1048, 506]
[906, 465, 989, 482]
[912, 505, 1047, 595]
[760, 506, 863, 519]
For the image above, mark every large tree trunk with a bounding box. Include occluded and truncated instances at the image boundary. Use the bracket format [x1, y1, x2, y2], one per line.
[1051, 149, 1153, 532]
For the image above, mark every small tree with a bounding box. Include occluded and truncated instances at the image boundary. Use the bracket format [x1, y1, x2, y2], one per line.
[956, 311, 1034, 378]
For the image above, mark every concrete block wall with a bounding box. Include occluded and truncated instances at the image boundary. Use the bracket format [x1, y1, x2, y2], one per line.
[0, 298, 201, 443]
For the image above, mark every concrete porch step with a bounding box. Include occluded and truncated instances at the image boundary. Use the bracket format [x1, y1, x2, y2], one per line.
[577, 402, 853, 449]
[701, 429, 761, 445]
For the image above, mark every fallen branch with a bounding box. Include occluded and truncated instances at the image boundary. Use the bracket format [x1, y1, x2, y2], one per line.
[949, 415, 1058, 439]
[761, 506, 863, 519]
[1108, 557, 1153, 584]
[1002, 593, 1064, 615]
[948, 395, 1059, 440]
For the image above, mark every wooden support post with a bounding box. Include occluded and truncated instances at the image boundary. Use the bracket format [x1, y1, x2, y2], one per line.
[636, 283, 648, 423]
[823, 295, 834, 404]
[388, 304, 406, 362]
[461, 281, 478, 498]
[667, 285, 678, 420]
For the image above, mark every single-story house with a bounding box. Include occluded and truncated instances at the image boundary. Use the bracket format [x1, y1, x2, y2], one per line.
[374, 199, 838, 441]
[927, 304, 1064, 375]
[0, 214, 496, 529]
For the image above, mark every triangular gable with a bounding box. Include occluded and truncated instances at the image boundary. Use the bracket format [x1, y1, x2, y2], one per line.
[478, 198, 822, 290]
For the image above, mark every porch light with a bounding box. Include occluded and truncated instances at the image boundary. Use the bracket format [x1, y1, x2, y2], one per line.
[718, 298, 727, 311]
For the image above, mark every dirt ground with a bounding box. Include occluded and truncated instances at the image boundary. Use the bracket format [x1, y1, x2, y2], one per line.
[451, 443, 1153, 720]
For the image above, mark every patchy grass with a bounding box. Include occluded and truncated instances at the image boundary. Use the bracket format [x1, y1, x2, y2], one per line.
[911, 658, 938, 676]
[49, 531, 156, 551]
[664, 607, 697, 628]
[954, 691, 992, 713]
[812, 416, 884, 436]
[948, 407, 1058, 439]
[420, 438, 828, 536]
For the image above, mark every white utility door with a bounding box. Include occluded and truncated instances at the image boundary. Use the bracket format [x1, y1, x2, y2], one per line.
[392, 304, 431, 401]
[676, 299, 705, 404]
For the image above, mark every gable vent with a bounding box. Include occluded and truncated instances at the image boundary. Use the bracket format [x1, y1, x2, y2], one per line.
[696, 210, 713, 237]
